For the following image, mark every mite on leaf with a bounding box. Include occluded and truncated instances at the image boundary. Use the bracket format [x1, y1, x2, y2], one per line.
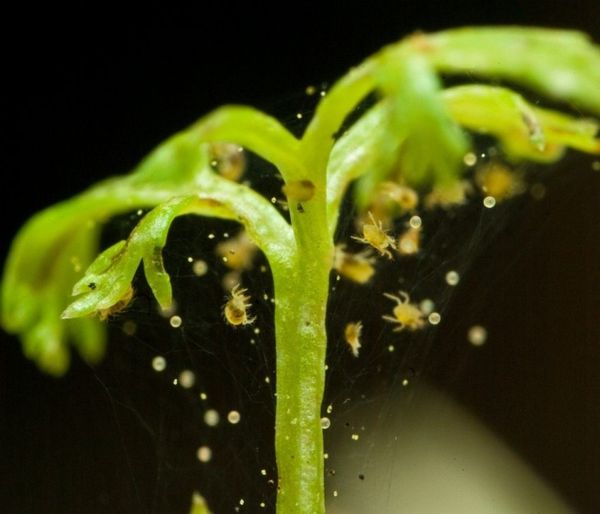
[209, 142, 246, 182]
[97, 286, 134, 321]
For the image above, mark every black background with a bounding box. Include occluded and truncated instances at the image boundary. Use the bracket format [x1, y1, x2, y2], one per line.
[2, 2, 600, 513]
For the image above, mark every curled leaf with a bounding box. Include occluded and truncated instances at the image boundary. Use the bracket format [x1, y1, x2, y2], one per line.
[62, 195, 237, 319]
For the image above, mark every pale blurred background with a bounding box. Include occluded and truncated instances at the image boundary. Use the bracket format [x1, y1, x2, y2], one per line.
[326, 383, 573, 513]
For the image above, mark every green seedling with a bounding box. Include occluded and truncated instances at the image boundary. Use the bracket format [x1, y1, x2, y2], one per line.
[2, 27, 599, 514]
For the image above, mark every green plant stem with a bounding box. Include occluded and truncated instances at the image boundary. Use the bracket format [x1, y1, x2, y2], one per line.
[273, 261, 329, 514]
[273, 183, 332, 514]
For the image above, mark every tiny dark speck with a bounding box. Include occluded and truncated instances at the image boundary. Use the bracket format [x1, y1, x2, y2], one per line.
[88, 282, 96, 290]
[358, 474, 365, 480]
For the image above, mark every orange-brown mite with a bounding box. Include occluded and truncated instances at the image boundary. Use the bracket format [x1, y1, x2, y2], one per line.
[97, 286, 134, 321]
[223, 284, 255, 326]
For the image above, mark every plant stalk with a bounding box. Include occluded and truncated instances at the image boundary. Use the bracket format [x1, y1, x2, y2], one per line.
[273, 263, 329, 514]
[273, 186, 332, 514]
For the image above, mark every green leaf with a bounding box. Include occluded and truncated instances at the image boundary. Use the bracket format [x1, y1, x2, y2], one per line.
[1, 214, 105, 375]
[421, 27, 600, 115]
[326, 103, 387, 233]
[130, 131, 208, 186]
[62, 196, 224, 319]
[63, 240, 140, 319]
[301, 62, 375, 176]
[352, 50, 469, 208]
[62, 178, 291, 320]
[190, 106, 305, 182]
[443, 85, 600, 162]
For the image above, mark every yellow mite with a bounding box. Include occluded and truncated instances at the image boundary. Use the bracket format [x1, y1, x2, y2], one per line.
[209, 142, 246, 182]
[424, 180, 472, 209]
[215, 231, 257, 271]
[362, 182, 419, 225]
[378, 181, 419, 211]
[333, 245, 376, 284]
[344, 321, 363, 357]
[281, 179, 316, 202]
[382, 291, 425, 332]
[397, 227, 421, 256]
[352, 212, 396, 259]
[223, 284, 255, 326]
[475, 162, 524, 201]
